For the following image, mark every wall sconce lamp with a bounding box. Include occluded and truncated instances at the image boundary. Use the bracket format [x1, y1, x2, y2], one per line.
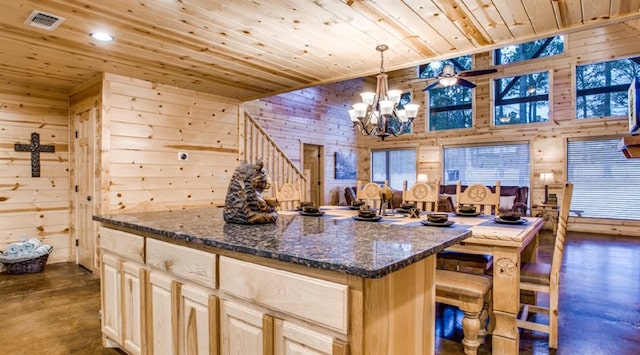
[540, 172, 554, 204]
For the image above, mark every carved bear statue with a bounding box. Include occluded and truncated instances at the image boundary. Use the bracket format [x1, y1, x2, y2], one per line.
[223, 160, 278, 224]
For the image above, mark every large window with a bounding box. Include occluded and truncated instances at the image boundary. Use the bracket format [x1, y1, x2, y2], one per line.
[443, 143, 530, 186]
[371, 149, 416, 189]
[494, 71, 549, 125]
[576, 57, 640, 119]
[420, 55, 473, 131]
[494, 36, 564, 65]
[567, 138, 640, 220]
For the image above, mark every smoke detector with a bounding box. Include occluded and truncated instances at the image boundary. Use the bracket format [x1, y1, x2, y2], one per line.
[25, 10, 65, 31]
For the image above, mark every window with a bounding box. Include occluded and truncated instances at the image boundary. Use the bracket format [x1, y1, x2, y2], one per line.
[371, 149, 416, 189]
[576, 57, 640, 119]
[419, 55, 473, 131]
[443, 143, 530, 186]
[567, 138, 640, 220]
[494, 36, 564, 65]
[494, 71, 549, 125]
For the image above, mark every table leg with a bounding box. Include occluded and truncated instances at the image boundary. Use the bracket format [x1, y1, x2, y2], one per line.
[490, 247, 521, 354]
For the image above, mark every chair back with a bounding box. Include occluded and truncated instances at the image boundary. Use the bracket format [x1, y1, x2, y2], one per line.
[356, 180, 384, 209]
[550, 182, 573, 284]
[403, 179, 440, 212]
[274, 180, 302, 210]
[456, 181, 501, 215]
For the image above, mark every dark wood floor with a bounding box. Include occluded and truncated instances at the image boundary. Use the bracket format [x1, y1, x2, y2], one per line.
[1, 231, 639, 354]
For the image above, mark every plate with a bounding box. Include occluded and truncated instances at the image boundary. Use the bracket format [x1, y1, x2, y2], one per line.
[493, 217, 526, 225]
[299, 211, 325, 217]
[352, 215, 382, 222]
[420, 220, 455, 227]
[349, 205, 362, 210]
[455, 211, 481, 217]
[394, 208, 411, 214]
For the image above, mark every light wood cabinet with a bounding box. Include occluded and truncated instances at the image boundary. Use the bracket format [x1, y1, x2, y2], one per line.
[274, 320, 336, 355]
[149, 271, 179, 355]
[179, 283, 219, 355]
[220, 300, 272, 355]
[122, 261, 147, 355]
[101, 253, 122, 345]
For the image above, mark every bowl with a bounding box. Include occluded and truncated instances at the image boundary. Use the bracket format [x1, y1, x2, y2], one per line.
[300, 201, 314, 207]
[302, 206, 319, 213]
[427, 213, 449, 223]
[459, 205, 476, 213]
[351, 200, 365, 207]
[500, 213, 521, 221]
[358, 210, 377, 218]
[400, 203, 416, 210]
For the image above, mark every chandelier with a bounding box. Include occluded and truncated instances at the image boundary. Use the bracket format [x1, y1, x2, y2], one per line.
[348, 44, 419, 140]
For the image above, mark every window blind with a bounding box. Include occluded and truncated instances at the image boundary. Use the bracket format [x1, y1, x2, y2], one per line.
[371, 149, 416, 190]
[443, 143, 530, 186]
[568, 138, 640, 220]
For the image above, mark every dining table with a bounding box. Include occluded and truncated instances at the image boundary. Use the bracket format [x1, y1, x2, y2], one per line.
[283, 205, 543, 354]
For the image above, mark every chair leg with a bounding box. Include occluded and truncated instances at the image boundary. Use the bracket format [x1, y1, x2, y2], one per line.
[549, 287, 559, 349]
[461, 310, 482, 355]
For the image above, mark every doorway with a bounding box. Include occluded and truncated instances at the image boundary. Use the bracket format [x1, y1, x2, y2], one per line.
[74, 108, 96, 272]
[303, 144, 324, 206]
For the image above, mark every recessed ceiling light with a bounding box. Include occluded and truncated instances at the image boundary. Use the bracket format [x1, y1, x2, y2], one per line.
[90, 32, 114, 41]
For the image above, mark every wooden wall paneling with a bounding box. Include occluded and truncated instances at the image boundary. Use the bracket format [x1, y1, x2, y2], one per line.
[0, 85, 71, 263]
[103, 73, 240, 213]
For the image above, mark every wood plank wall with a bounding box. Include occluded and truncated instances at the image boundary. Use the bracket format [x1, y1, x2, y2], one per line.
[0, 82, 71, 263]
[247, 23, 640, 236]
[244, 79, 366, 204]
[101, 74, 241, 213]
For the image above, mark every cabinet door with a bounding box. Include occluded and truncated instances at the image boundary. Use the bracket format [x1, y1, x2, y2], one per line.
[220, 300, 272, 355]
[122, 261, 147, 355]
[101, 253, 122, 344]
[275, 320, 335, 355]
[180, 283, 218, 355]
[149, 271, 179, 355]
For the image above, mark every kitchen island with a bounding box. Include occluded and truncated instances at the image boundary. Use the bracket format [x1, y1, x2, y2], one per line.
[94, 207, 471, 355]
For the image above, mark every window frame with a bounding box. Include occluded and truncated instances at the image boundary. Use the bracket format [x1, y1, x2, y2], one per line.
[492, 70, 552, 127]
[493, 35, 565, 66]
[370, 148, 417, 190]
[574, 56, 640, 120]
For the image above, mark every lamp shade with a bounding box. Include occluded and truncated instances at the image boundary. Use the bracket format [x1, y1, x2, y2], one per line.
[540, 172, 554, 184]
[417, 173, 428, 183]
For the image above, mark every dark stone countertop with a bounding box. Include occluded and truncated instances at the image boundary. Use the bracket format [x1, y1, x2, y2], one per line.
[93, 207, 471, 279]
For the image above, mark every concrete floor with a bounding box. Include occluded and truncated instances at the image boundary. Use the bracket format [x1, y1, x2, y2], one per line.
[1, 231, 639, 354]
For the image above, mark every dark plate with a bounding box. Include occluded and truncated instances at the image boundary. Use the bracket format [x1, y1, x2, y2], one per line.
[455, 211, 481, 217]
[420, 220, 455, 227]
[349, 205, 362, 210]
[493, 217, 527, 225]
[395, 208, 411, 214]
[352, 215, 382, 222]
[299, 211, 325, 217]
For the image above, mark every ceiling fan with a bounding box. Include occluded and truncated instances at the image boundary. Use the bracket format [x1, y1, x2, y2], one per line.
[422, 64, 497, 91]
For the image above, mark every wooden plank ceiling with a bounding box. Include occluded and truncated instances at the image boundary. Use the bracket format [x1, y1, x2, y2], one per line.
[1, 0, 640, 101]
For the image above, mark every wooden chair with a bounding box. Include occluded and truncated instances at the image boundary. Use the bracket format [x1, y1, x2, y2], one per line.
[436, 269, 492, 355]
[517, 182, 573, 349]
[273, 180, 302, 210]
[456, 181, 501, 216]
[402, 179, 440, 212]
[355, 180, 384, 209]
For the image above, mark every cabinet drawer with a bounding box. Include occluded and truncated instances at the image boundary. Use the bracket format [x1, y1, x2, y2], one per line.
[146, 238, 217, 289]
[99, 226, 144, 263]
[219, 257, 348, 334]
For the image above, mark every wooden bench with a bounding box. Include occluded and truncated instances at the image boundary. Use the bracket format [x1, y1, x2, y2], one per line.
[436, 269, 492, 355]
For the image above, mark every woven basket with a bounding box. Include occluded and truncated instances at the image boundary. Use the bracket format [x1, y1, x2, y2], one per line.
[0, 250, 52, 275]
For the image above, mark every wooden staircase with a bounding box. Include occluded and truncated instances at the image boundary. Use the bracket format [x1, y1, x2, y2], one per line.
[242, 111, 309, 201]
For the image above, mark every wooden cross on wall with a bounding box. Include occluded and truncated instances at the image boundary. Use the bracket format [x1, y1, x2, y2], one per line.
[14, 132, 55, 177]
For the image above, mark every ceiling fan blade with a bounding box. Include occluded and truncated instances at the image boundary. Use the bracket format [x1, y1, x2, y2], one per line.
[423, 80, 442, 91]
[458, 68, 498, 77]
[457, 78, 476, 89]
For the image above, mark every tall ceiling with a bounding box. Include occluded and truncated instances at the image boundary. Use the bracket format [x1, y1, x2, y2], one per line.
[1, 0, 640, 101]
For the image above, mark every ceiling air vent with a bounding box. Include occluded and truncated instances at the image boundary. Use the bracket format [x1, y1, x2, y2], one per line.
[24, 10, 65, 31]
